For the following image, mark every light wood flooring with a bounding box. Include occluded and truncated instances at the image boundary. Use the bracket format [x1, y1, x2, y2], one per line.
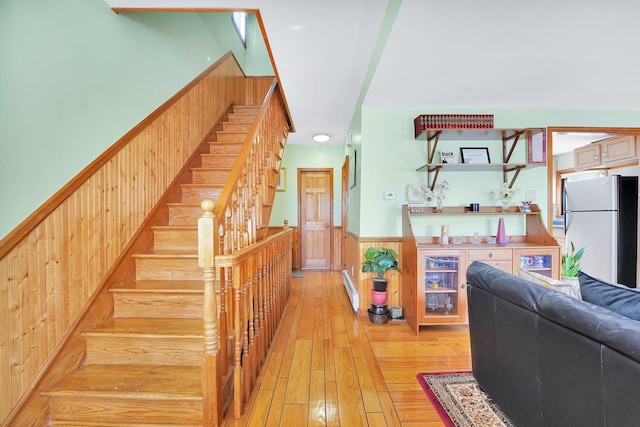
[222, 270, 471, 426]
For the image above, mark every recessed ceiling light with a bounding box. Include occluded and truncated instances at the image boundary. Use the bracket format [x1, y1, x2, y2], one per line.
[312, 134, 331, 143]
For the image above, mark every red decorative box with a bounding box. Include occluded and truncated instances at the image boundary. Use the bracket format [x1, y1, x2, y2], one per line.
[414, 114, 494, 138]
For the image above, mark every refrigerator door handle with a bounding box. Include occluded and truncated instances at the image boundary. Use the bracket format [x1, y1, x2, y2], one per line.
[563, 183, 568, 234]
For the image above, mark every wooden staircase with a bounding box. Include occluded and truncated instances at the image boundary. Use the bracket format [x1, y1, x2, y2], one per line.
[42, 105, 261, 426]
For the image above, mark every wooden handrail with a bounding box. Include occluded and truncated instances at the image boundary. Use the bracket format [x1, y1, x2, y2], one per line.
[212, 80, 290, 255]
[198, 79, 292, 424]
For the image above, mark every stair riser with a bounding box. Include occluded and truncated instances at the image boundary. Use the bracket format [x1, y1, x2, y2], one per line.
[84, 337, 202, 366]
[208, 143, 242, 155]
[232, 106, 260, 114]
[135, 258, 201, 281]
[206, 141, 242, 156]
[216, 132, 246, 143]
[113, 293, 203, 319]
[167, 206, 202, 226]
[200, 154, 236, 168]
[153, 228, 198, 251]
[227, 114, 256, 123]
[49, 397, 202, 424]
[180, 186, 222, 204]
[222, 122, 252, 132]
[192, 169, 230, 185]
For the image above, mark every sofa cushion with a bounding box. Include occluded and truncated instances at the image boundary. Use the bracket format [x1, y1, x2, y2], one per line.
[578, 270, 640, 321]
[517, 268, 581, 299]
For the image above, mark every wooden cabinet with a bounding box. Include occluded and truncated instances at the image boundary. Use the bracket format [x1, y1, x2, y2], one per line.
[514, 248, 557, 278]
[602, 134, 637, 164]
[401, 204, 561, 334]
[574, 143, 602, 169]
[467, 248, 512, 273]
[574, 135, 638, 170]
[416, 250, 468, 328]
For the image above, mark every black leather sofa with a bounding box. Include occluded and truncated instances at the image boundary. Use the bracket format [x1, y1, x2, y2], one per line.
[466, 261, 640, 427]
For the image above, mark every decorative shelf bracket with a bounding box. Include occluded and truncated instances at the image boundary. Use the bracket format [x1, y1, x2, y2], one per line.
[414, 124, 546, 191]
[502, 130, 526, 187]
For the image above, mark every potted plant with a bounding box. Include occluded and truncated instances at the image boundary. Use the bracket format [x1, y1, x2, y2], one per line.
[362, 246, 401, 291]
[561, 241, 585, 284]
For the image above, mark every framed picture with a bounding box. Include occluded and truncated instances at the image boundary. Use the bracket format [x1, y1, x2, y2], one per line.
[460, 147, 491, 164]
[349, 150, 357, 189]
[407, 183, 425, 203]
[528, 129, 547, 164]
[439, 150, 456, 164]
[277, 168, 286, 191]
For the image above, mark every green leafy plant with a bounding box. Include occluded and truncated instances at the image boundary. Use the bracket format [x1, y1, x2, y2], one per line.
[561, 241, 585, 278]
[361, 247, 401, 279]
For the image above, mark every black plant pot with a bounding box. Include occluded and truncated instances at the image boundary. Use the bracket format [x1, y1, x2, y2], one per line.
[373, 278, 388, 292]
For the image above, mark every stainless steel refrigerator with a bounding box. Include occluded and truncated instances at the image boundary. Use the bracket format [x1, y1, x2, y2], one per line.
[563, 175, 638, 287]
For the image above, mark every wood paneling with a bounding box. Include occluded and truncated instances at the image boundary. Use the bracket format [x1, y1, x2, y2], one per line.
[245, 77, 275, 105]
[332, 227, 342, 270]
[343, 233, 402, 318]
[0, 53, 252, 425]
[268, 226, 342, 272]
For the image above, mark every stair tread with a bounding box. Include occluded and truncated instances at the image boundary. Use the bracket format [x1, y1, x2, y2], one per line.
[200, 153, 237, 157]
[132, 250, 197, 259]
[112, 280, 204, 293]
[216, 129, 247, 134]
[191, 167, 232, 171]
[166, 202, 202, 207]
[180, 183, 224, 188]
[83, 318, 203, 338]
[151, 225, 197, 231]
[43, 365, 202, 399]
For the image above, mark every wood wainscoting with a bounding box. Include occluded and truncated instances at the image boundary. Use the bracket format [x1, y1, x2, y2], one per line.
[344, 233, 402, 318]
[267, 225, 344, 271]
[0, 53, 276, 425]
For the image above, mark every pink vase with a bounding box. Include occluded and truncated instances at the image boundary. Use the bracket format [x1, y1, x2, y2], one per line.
[371, 289, 387, 306]
[496, 217, 508, 245]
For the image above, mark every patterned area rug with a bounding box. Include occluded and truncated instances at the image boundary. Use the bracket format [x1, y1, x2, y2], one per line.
[417, 372, 514, 427]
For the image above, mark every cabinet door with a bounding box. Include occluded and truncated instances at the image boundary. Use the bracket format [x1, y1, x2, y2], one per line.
[418, 250, 467, 329]
[514, 247, 560, 279]
[602, 135, 637, 164]
[574, 143, 601, 169]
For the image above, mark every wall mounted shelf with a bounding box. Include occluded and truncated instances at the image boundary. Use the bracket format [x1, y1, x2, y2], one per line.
[413, 122, 546, 190]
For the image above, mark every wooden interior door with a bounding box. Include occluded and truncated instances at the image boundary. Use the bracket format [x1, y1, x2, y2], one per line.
[299, 169, 333, 269]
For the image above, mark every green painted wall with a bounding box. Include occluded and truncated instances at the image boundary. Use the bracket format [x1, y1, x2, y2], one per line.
[0, 2, 271, 239]
[270, 144, 346, 227]
[357, 107, 640, 238]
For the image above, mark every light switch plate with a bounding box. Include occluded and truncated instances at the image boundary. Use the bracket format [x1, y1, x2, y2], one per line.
[384, 191, 396, 200]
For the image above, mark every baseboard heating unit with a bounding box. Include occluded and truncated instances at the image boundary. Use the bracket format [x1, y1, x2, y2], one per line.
[342, 270, 359, 312]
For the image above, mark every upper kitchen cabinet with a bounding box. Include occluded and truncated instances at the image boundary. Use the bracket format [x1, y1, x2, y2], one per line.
[574, 134, 639, 170]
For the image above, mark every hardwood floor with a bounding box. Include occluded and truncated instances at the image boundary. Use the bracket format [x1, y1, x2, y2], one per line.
[222, 270, 471, 426]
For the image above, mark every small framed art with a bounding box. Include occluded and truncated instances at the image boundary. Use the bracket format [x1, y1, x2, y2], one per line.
[460, 147, 491, 164]
[528, 129, 547, 164]
[277, 168, 286, 191]
[439, 150, 456, 163]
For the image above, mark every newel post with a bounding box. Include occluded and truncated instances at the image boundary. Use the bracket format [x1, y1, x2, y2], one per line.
[198, 199, 222, 426]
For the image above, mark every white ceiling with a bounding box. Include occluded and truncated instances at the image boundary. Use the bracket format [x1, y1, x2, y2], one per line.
[105, 0, 640, 153]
